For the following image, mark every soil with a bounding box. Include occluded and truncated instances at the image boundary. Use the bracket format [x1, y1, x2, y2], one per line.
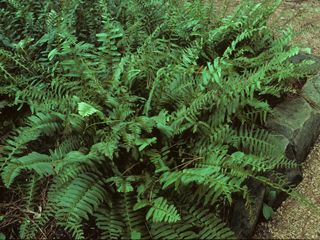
[270, 0, 320, 55]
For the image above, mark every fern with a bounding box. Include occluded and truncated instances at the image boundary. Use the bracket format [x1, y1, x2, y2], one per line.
[78, 102, 101, 118]
[185, 204, 236, 239]
[19, 175, 41, 239]
[121, 192, 148, 239]
[146, 197, 181, 223]
[2, 152, 52, 187]
[53, 173, 108, 238]
[0, 0, 316, 239]
[95, 205, 125, 240]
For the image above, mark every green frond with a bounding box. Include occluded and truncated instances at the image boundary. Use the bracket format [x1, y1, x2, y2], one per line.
[185, 205, 236, 240]
[96, 15, 123, 67]
[146, 197, 181, 223]
[0, 112, 64, 172]
[2, 152, 52, 187]
[54, 173, 108, 238]
[121, 193, 148, 239]
[19, 175, 41, 239]
[146, 148, 170, 173]
[78, 102, 101, 118]
[95, 205, 125, 240]
[150, 221, 197, 240]
[160, 167, 241, 205]
[233, 127, 292, 171]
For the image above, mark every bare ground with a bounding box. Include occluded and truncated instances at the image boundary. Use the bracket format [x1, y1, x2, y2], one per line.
[270, 0, 320, 55]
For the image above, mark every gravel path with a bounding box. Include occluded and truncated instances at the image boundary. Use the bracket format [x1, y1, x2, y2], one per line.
[254, 138, 320, 239]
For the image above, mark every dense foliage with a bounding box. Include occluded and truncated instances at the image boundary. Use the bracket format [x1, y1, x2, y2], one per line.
[0, 0, 315, 239]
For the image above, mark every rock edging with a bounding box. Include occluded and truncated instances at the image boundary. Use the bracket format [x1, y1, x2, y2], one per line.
[230, 54, 320, 239]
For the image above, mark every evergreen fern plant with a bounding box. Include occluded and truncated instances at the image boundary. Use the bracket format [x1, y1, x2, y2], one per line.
[0, 0, 315, 239]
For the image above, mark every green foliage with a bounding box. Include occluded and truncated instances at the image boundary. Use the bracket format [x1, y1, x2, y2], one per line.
[53, 173, 108, 238]
[2, 152, 52, 187]
[0, 217, 5, 240]
[0, 0, 315, 239]
[0, 233, 5, 240]
[18, 175, 41, 239]
[262, 203, 273, 220]
[146, 197, 181, 223]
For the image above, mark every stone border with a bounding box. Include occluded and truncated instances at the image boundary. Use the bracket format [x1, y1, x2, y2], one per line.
[230, 53, 320, 238]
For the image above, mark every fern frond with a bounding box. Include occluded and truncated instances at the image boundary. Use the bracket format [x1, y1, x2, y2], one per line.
[19, 175, 41, 239]
[95, 205, 125, 240]
[185, 205, 236, 239]
[54, 173, 108, 238]
[2, 152, 52, 187]
[146, 197, 181, 223]
[150, 221, 197, 240]
[121, 192, 148, 239]
[161, 167, 239, 204]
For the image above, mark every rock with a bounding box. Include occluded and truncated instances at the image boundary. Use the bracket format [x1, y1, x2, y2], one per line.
[285, 167, 303, 186]
[270, 134, 302, 184]
[271, 134, 295, 161]
[289, 53, 320, 75]
[266, 97, 320, 163]
[302, 75, 320, 110]
[229, 134, 299, 238]
[230, 180, 265, 239]
[261, 73, 320, 218]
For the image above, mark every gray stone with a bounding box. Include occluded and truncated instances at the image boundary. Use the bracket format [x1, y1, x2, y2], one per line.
[254, 73, 320, 228]
[302, 75, 320, 111]
[285, 167, 303, 186]
[266, 97, 320, 163]
[289, 53, 320, 75]
[271, 134, 295, 161]
[266, 167, 303, 210]
[230, 180, 265, 239]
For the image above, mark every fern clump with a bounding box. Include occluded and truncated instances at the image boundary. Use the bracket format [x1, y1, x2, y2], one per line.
[0, 0, 315, 239]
